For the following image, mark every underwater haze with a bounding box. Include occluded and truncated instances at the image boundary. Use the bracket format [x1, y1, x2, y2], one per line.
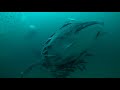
[0, 12, 120, 78]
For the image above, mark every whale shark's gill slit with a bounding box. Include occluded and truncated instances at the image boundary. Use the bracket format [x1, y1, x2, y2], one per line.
[47, 45, 52, 49]
[42, 50, 48, 55]
[42, 47, 47, 52]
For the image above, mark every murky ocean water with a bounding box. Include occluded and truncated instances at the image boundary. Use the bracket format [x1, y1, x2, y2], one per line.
[0, 12, 120, 78]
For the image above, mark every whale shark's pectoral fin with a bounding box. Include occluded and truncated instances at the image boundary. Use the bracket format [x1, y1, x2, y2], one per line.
[20, 62, 43, 78]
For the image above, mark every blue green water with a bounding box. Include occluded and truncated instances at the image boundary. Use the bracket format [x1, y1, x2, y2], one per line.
[0, 12, 120, 78]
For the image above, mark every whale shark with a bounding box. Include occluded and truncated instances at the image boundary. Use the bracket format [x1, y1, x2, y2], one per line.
[21, 20, 104, 78]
